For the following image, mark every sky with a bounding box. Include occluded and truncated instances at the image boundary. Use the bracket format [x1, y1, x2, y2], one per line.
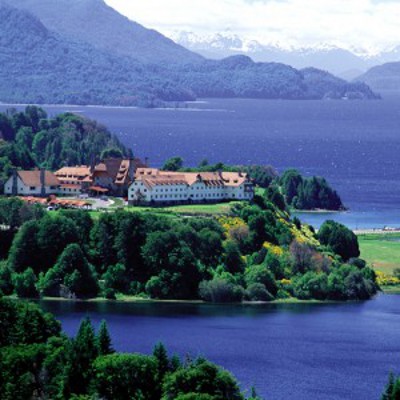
[104, 0, 400, 54]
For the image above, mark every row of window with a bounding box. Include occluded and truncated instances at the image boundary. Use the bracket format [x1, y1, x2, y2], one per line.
[148, 193, 243, 200]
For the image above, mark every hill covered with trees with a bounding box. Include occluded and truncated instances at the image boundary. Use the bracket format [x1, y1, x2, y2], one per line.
[0, 3, 195, 107]
[0, 106, 130, 192]
[0, 297, 256, 400]
[357, 62, 400, 92]
[0, 2, 379, 106]
[0, 192, 377, 303]
[7, 0, 204, 64]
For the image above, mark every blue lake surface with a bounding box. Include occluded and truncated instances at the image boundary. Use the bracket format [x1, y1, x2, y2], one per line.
[2, 97, 400, 228]
[40, 295, 400, 400]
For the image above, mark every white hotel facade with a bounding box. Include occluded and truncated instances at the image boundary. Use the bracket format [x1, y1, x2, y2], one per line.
[128, 168, 254, 205]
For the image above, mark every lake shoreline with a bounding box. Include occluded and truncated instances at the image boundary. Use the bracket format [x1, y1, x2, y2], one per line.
[9, 295, 371, 306]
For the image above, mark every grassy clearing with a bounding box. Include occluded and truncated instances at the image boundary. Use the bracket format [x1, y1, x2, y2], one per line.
[164, 202, 238, 215]
[126, 202, 239, 216]
[358, 233, 400, 275]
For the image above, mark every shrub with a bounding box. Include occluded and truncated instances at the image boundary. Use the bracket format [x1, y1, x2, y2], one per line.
[199, 279, 244, 303]
[246, 283, 274, 301]
[145, 276, 167, 299]
[245, 265, 278, 296]
[94, 354, 159, 400]
[0, 261, 13, 295]
[318, 220, 360, 261]
[13, 268, 39, 298]
[162, 359, 244, 400]
[293, 272, 328, 300]
[104, 288, 117, 300]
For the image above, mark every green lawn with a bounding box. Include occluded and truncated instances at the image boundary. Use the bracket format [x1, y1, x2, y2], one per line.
[127, 202, 239, 216]
[358, 233, 400, 275]
[164, 202, 238, 215]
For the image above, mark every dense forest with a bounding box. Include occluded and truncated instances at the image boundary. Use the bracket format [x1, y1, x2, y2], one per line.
[0, 107, 130, 192]
[0, 192, 377, 302]
[0, 3, 379, 106]
[0, 298, 258, 400]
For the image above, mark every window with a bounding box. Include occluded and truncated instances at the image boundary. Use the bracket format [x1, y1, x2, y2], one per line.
[30, 186, 36, 190]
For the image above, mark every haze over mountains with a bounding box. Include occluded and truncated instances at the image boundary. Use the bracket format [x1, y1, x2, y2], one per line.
[0, 0, 382, 106]
[357, 63, 400, 93]
[172, 30, 400, 80]
[7, 0, 203, 65]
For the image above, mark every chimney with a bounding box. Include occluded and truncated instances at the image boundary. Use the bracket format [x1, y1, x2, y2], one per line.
[40, 168, 46, 197]
[128, 158, 136, 181]
[89, 154, 96, 174]
[12, 168, 18, 196]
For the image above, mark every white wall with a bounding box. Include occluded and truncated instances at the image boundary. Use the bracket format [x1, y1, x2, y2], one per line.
[4, 176, 59, 196]
[128, 180, 254, 203]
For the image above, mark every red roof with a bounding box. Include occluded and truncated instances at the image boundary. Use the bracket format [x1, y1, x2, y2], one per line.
[89, 186, 109, 193]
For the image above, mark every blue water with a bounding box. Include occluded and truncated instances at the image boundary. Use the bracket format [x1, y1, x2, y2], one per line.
[40, 295, 400, 400]
[2, 97, 400, 228]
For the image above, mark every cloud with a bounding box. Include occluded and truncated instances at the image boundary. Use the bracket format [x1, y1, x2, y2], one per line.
[104, 0, 400, 52]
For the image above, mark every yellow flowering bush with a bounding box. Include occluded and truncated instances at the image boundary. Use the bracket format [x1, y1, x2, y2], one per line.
[289, 224, 319, 247]
[263, 242, 284, 257]
[376, 270, 400, 286]
[217, 216, 249, 240]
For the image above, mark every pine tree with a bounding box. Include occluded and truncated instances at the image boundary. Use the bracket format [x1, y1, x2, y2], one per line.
[153, 342, 169, 379]
[97, 320, 114, 356]
[63, 317, 98, 397]
[382, 372, 395, 400]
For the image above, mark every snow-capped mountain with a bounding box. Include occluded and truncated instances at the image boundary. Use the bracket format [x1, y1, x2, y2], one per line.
[170, 31, 400, 79]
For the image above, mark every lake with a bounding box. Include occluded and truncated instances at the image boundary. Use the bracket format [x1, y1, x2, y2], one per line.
[40, 295, 400, 400]
[1, 97, 400, 228]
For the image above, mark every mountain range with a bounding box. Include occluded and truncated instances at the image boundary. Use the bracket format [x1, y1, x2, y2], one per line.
[357, 63, 400, 93]
[171, 30, 400, 80]
[0, 0, 381, 106]
[7, 0, 203, 65]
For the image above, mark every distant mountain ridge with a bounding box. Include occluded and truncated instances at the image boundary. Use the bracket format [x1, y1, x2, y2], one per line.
[171, 30, 400, 79]
[356, 62, 400, 92]
[0, 0, 379, 106]
[0, 3, 195, 106]
[6, 0, 203, 65]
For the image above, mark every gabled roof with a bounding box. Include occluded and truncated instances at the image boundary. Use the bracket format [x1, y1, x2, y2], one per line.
[55, 166, 91, 178]
[134, 169, 248, 188]
[94, 158, 146, 186]
[17, 170, 59, 187]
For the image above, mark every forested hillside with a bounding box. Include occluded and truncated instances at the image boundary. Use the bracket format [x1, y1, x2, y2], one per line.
[0, 2, 379, 106]
[0, 298, 253, 400]
[0, 4, 195, 106]
[172, 57, 378, 100]
[0, 106, 130, 191]
[0, 194, 377, 303]
[7, 0, 203, 64]
[357, 62, 400, 92]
